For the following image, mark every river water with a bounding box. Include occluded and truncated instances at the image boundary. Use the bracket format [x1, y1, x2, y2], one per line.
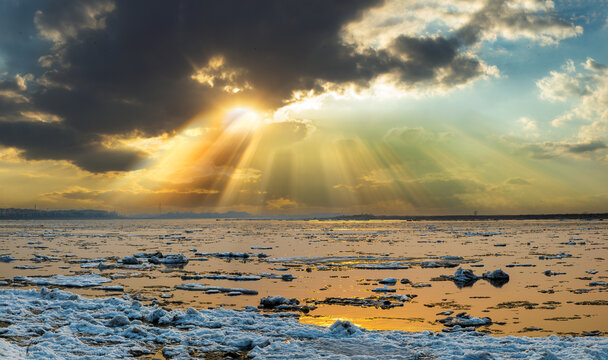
[0, 219, 606, 336]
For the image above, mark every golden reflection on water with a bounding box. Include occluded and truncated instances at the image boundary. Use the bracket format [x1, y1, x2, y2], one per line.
[0, 219, 606, 336]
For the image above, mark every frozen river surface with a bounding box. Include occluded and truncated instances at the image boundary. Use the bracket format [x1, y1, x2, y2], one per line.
[0, 219, 607, 357]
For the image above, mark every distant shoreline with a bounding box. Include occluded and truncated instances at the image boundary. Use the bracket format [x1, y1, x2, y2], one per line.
[0, 207, 606, 221]
[323, 213, 608, 221]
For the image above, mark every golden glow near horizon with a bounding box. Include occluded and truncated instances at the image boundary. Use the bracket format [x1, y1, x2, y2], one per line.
[1, 85, 607, 215]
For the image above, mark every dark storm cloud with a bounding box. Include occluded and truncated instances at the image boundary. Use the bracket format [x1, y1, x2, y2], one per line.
[456, 0, 578, 46]
[566, 140, 607, 154]
[29, 0, 390, 136]
[0, 0, 398, 171]
[0, 121, 145, 172]
[0, 0, 577, 172]
[390, 35, 483, 86]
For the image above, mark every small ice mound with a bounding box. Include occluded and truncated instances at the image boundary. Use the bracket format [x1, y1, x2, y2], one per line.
[379, 277, 397, 285]
[259, 296, 315, 312]
[451, 267, 480, 283]
[145, 308, 167, 325]
[149, 253, 188, 265]
[438, 313, 492, 328]
[281, 274, 295, 281]
[121, 256, 142, 265]
[482, 269, 510, 287]
[107, 314, 130, 327]
[482, 269, 509, 280]
[329, 320, 361, 336]
[260, 296, 297, 308]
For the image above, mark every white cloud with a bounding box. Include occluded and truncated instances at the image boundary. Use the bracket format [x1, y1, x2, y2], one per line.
[537, 58, 608, 141]
[519, 117, 538, 136]
[536, 67, 590, 102]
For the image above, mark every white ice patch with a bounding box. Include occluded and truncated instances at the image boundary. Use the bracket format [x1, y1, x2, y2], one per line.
[0, 288, 607, 359]
[13, 274, 111, 287]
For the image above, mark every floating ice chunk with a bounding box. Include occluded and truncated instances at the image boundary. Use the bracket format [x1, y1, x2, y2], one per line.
[379, 277, 397, 285]
[260, 273, 296, 281]
[0, 255, 16, 263]
[354, 263, 410, 270]
[260, 296, 295, 307]
[412, 283, 432, 288]
[281, 274, 295, 281]
[13, 264, 42, 269]
[121, 256, 142, 265]
[372, 286, 396, 293]
[437, 310, 454, 316]
[539, 253, 572, 260]
[420, 261, 458, 268]
[195, 252, 267, 259]
[481, 269, 510, 287]
[175, 283, 258, 295]
[14, 274, 111, 287]
[32, 254, 60, 262]
[98, 285, 124, 292]
[451, 268, 480, 283]
[464, 231, 502, 237]
[438, 313, 492, 327]
[199, 274, 262, 281]
[441, 256, 463, 260]
[149, 253, 188, 265]
[506, 264, 535, 268]
[482, 269, 509, 280]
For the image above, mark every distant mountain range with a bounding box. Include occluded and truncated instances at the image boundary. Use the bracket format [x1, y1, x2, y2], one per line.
[0, 208, 606, 221]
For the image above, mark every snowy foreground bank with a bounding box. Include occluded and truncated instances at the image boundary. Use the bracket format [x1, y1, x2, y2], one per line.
[0, 288, 606, 359]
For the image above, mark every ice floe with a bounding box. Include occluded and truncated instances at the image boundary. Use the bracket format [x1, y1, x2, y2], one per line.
[13, 274, 111, 287]
[0, 288, 606, 359]
[174, 283, 258, 295]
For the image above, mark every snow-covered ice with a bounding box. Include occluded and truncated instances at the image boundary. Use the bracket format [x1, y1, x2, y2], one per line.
[13, 274, 111, 287]
[0, 288, 606, 359]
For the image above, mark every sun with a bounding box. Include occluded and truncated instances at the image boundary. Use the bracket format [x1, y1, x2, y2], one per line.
[222, 107, 263, 133]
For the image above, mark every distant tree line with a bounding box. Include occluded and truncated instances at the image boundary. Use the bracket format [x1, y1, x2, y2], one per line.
[0, 208, 121, 220]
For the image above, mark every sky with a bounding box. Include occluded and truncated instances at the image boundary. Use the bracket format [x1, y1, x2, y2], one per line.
[0, 0, 607, 215]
